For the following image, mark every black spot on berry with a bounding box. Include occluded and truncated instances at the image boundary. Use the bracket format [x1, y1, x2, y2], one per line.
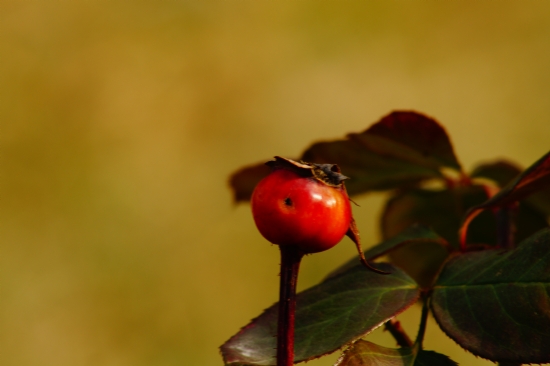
[284, 197, 293, 206]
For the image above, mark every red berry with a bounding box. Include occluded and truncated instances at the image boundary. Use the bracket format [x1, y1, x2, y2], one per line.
[251, 167, 352, 254]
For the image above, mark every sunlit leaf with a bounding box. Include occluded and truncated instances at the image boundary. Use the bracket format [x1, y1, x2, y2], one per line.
[336, 340, 414, 366]
[431, 228, 550, 363]
[335, 340, 458, 366]
[220, 264, 420, 365]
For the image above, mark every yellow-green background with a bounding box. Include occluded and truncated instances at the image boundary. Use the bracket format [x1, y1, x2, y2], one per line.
[2, 1, 549, 365]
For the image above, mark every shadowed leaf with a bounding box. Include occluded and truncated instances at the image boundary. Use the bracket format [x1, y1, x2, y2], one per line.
[460, 152, 550, 249]
[414, 350, 459, 366]
[335, 340, 457, 366]
[381, 185, 495, 287]
[326, 225, 449, 280]
[468, 150, 550, 211]
[229, 161, 272, 203]
[431, 228, 550, 363]
[527, 190, 550, 218]
[301, 139, 441, 196]
[471, 159, 522, 187]
[470, 158, 550, 218]
[382, 186, 496, 247]
[220, 264, 420, 366]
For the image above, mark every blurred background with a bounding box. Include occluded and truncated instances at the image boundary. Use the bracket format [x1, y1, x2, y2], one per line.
[1, 1, 550, 365]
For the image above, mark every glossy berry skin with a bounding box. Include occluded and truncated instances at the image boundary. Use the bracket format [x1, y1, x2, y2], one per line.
[251, 168, 352, 254]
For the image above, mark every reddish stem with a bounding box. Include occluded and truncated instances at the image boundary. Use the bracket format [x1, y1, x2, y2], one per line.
[495, 203, 518, 249]
[384, 320, 413, 348]
[277, 245, 304, 366]
[459, 208, 482, 251]
[415, 296, 430, 349]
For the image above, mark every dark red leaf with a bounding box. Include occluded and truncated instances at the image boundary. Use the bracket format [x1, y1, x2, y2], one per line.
[301, 139, 442, 196]
[469, 150, 550, 210]
[470, 158, 550, 218]
[229, 111, 463, 202]
[228, 161, 272, 203]
[460, 151, 550, 249]
[350, 111, 462, 172]
[470, 160, 522, 188]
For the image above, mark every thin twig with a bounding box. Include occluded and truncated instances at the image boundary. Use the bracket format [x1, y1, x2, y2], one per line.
[384, 319, 413, 348]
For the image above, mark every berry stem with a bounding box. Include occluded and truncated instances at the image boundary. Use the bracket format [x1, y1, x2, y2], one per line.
[277, 245, 304, 366]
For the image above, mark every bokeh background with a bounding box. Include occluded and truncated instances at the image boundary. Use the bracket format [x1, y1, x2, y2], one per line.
[2, 1, 550, 365]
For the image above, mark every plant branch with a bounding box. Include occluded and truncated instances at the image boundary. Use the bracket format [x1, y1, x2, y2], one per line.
[459, 208, 482, 251]
[414, 296, 430, 349]
[495, 203, 518, 249]
[384, 319, 413, 348]
[277, 245, 304, 366]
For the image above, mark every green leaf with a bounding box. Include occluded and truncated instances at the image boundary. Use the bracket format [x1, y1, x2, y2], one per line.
[381, 185, 496, 287]
[220, 264, 420, 366]
[326, 225, 449, 281]
[431, 228, 550, 363]
[335, 340, 457, 366]
[469, 150, 550, 210]
[228, 111, 463, 201]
